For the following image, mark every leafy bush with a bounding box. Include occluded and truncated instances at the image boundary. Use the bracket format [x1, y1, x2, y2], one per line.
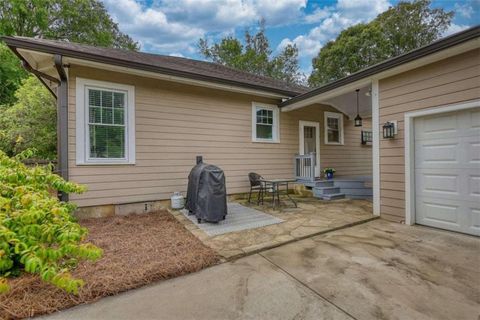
[0, 150, 102, 294]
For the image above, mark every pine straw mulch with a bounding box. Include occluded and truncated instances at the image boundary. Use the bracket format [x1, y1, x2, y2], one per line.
[0, 211, 220, 319]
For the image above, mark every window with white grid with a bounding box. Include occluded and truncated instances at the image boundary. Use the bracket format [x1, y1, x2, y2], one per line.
[324, 112, 344, 145]
[252, 103, 279, 142]
[76, 78, 135, 165]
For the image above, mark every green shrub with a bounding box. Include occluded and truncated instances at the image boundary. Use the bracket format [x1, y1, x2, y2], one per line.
[0, 149, 102, 294]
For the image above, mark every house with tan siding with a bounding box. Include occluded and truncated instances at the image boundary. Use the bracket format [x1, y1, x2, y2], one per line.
[3, 25, 479, 236]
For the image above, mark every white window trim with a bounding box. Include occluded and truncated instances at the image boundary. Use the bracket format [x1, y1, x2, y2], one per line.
[324, 111, 344, 145]
[76, 77, 135, 165]
[252, 102, 280, 143]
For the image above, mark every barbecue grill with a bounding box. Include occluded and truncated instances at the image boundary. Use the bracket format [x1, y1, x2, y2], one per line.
[185, 156, 227, 223]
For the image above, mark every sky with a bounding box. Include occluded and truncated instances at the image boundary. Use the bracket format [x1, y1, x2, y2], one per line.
[103, 0, 480, 75]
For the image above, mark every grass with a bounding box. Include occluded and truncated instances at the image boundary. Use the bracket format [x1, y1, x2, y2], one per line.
[0, 211, 220, 319]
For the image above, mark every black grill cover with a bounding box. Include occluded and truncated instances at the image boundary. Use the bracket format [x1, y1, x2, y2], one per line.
[185, 162, 227, 223]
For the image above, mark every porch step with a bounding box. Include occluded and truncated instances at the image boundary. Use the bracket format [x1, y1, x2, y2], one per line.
[321, 193, 346, 200]
[314, 180, 334, 188]
[331, 180, 366, 189]
[341, 188, 373, 196]
[296, 177, 371, 200]
[313, 186, 341, 196]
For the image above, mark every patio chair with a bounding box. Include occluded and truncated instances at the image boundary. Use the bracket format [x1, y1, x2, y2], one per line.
[248, 172, 267, 204]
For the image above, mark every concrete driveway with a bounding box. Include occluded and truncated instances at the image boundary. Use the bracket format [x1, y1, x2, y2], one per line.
[42, 220, 480, 320]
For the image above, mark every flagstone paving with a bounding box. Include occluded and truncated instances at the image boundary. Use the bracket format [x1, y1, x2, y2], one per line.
[170, 196, 376, 260]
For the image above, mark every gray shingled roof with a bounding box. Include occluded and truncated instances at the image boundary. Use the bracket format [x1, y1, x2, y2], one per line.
[3, 36, 309, 96]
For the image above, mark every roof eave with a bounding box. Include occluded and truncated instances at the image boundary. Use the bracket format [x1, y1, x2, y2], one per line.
[280, 25, 480, 108]
[2, 36, 304, 98]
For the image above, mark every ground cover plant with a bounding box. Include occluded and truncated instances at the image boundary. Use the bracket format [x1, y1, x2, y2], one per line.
[0, 210, 220, 319]
[0, 149, 102, 295]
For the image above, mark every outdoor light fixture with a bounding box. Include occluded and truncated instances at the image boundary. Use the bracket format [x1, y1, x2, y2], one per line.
[354, 89, 362, 127]
[383, 121, 396, 139]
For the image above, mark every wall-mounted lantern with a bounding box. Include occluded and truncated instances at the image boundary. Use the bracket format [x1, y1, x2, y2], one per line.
[354, 89, 362, 127]
[383, 121, 396, 139]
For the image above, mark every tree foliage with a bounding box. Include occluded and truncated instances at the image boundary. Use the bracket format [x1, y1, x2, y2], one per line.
[0, 43, 27, 106]
[309, 0, 454, 86]
[199, 20, 303, 84]
[0, 149, 102, 294]
[0, 0, 138, 50]
[0, 0, 139, 106]
[0, 0, 140, 158]
[0, 76, 57, 159]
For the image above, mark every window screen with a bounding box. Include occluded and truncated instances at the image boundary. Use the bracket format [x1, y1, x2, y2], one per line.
[256, 107, 273, 140]
[88, 88, 126, 159]
[327, 117, 340, 143]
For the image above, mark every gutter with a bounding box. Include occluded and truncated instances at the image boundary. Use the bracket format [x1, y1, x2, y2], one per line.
[54, 54, 69, 201]
[2, 36, 305, 97]
[280, 25, 480, 108]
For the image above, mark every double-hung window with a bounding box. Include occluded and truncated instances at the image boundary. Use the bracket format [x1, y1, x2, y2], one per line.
[76, 78, 135, 164]
[324, 112, 344, 145]
[252, 103, 279, 143]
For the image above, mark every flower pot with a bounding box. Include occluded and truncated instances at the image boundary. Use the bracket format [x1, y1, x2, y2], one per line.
[326, 172, 334, 180]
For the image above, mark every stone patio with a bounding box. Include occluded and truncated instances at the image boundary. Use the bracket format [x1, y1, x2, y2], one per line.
[170, 195, 376, 260]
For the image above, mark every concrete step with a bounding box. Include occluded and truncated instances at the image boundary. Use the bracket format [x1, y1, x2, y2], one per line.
[347, 195, 373, 200]
[321, 193, 346, 200]
[315, 180, 334, 188]
[341, 188, 373, 196]
[332, 180, 366, 189]
[313, 186, 341, 196]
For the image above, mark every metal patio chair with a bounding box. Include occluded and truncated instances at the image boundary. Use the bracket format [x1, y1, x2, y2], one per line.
[248, 172, 268, 205]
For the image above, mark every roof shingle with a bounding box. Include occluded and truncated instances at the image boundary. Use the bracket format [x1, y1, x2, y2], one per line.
[3, 36, 309, 96]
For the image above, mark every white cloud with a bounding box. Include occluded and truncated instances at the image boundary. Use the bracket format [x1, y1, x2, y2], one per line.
[105, 0, 204, 52]
[105, 0, 308, 54]
[443, 23, 470, 36]
[277, 0, 391, 59]
[454, 2, 474, 18]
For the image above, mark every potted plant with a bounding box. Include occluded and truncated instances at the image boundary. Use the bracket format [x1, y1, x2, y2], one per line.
[323, 168, 336, 180]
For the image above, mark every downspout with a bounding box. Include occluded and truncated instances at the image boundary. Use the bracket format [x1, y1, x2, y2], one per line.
[54, 55, 69, 201]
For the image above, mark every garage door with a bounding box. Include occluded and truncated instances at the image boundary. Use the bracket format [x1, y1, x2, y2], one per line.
[414, 107, 480, 236]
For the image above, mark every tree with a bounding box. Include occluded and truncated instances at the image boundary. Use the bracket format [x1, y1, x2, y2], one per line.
[199, 20, 303, 84]
[0, 76, 57, 159]
[309, 0, 454, 87]
[0, 0, 139, 106]
[0, 43, 27, 106]
[0, 0, 138, 50]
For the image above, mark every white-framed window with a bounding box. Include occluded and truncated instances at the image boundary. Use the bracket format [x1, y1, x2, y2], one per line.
[252, 102, 280, 143]
[76, 78, 135, 165]
[324, 112, 344, 145]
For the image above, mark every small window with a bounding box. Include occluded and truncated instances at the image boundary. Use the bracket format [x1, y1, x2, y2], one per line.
[87, 88, 126, 159]
[324, 112, 344, 145]
[252, 103, 279, 143]
[76, 78, 135, 165]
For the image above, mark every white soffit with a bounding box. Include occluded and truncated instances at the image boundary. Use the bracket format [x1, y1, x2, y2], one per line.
[282, 38, 479, 112]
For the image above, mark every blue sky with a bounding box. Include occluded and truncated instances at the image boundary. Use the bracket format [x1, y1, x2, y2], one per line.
[104, 0, 479, 75]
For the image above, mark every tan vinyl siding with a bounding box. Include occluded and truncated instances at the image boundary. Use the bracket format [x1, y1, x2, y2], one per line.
[378, 48, 480, 222]
[68, 66, 371, 207]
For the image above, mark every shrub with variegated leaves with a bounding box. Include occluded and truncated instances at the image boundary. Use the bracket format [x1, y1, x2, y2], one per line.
[0, 149, 102, 294]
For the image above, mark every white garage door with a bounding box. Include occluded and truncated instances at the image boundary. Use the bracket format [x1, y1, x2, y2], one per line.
[414, 107, 480, 236]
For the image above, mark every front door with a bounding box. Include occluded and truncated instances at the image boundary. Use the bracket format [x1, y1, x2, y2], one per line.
[299, 121, 320, 177]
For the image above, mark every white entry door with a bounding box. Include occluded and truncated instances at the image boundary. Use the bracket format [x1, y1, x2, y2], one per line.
[414, 107, 480, 236]
[299, 121, 320, 177]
